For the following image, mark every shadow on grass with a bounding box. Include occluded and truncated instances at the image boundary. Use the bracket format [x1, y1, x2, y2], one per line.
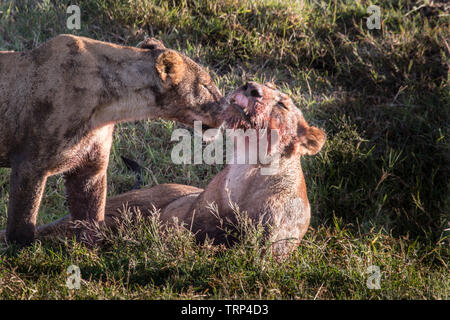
[306, 88, 448, 242]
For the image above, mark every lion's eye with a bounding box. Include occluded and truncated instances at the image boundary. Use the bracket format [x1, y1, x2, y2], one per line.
[277, 100, 288, 110]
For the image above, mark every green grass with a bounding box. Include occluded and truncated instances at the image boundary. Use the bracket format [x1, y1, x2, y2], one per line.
[0, 0, 448, 299]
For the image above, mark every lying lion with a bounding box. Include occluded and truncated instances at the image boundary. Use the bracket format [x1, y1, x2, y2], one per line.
[0, 35, 223, 245]
[9, 82, 325, 258]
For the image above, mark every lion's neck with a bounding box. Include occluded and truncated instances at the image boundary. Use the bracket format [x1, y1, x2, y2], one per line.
[87, 54, 165, 129]
[223, 155, 302, 199]
[188, 154, 304, 219]
[88, 89, 161, 129]
[187, 153, 306, 237]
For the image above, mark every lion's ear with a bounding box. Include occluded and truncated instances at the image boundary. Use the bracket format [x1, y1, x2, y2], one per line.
[138, 37, 165, 50]
[297, 125, 326, 156]
[155, 51, 185, 86]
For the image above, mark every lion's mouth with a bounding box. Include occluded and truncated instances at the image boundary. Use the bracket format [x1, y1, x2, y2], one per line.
[230, 102, 251, 123]
[226, 92, 253, 124]
[225, 90, 271, 130]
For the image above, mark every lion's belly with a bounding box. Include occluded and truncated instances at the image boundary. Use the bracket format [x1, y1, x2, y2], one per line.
[161, 193, 201, 225]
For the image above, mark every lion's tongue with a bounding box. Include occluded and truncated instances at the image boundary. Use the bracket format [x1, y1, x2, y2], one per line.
[234, 93, 249, 109]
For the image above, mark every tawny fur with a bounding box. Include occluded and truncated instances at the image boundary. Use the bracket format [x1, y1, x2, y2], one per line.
[0, 35, 223, 245]
[11, 83, 326, 259]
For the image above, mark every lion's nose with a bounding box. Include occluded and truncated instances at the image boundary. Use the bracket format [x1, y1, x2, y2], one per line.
[243, 81, 263, 98]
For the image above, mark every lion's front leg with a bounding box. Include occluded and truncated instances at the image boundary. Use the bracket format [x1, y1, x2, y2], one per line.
[64, 163, 108, 222]
[63, 131, 113, 243]
[64, 157, 108, 244]
[6, 162, 48, 246]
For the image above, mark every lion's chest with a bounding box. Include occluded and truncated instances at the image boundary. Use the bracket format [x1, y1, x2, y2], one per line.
[45, 124, 114, 175]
